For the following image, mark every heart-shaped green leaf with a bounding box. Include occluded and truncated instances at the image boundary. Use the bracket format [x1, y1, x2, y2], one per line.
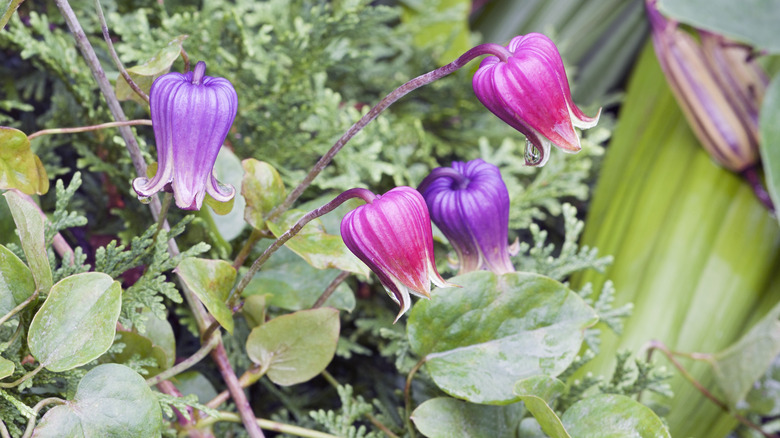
[246, 307, 339, 386]
[408, 271, 597, 404]
[116, 35, 188, 104]
[140, 308, 176, 369]
[0, 243, 36, 316]
[3, 189, 51, 293]
[242, 246, 355, 312]
[411, 397, 525, 438]
[514, 376, 570, 438]
[241, 159, 286, 231]
[0, 127, 48, 195]
[32, 364, 162, 437]
[561, 394, 670, 437]
[267, 209, 369, 278]
[28, 273, 121, 371]
[174, 257, 236, 334]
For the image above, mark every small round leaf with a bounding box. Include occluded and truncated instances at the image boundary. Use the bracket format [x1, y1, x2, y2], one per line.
[246, 307, 339, 386]
[561, 394, 670, 438]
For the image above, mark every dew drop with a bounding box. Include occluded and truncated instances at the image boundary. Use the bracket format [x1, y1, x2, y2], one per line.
[138, 196, 151, 205]
[524, 139, 541, 165]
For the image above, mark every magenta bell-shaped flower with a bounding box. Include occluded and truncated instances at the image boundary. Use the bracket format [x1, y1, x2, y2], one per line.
[418, 159, 515, 275]
[340, 187, 454, 321]
[133, 61, 238, 210]
[472, 33, 600, 166]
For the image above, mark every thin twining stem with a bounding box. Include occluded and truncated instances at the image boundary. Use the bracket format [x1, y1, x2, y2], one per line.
[146, 334, 219, 386]
[233, 188, 375, 300]
[0, 363, 45, 389]
[312, 271, 350, 308]
[94, 0, 149, 102]
[646, 340, 778, 438]
[404, 357, 428, 438]
[27, 120, 153, 140]
[265, 43, 511, 224]
[197, 412, 341, 438]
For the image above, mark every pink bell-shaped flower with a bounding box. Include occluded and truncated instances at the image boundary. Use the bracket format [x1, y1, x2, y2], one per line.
[472, 33, 600, 166]
[340, 187, 454, 321]
[133, 61, 237, 210]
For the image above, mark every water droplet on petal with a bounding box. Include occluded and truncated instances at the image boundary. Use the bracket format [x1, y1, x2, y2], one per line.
[138, 196, 151, 205]
[524, 139, 541, 165]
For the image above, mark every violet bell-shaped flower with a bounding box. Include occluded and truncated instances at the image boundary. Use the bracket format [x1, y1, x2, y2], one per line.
[340, 187, 455, 321]
[418, 159, 515, 275]
[133, 61, 238, 210]
[472, 33, 600, 166]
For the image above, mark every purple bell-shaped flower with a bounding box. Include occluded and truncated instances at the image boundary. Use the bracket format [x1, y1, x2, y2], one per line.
[133, 61, 238, 210]
[340, 187, 454, 321]
[418, 159, 515, 275]
[472, 33, 600, 166]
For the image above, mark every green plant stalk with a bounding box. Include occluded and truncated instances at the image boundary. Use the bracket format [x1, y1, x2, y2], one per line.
[572, 43, 780, 437]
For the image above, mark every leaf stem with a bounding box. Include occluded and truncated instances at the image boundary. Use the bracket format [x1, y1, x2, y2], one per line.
[21, 397, 66, 438]
[0, 290, 39, 328]
[404, 357, 427, 438]
[180, 47, 191, 72]
[94, 0, 149, 102]
[27, 120, 153, 140]
[146, 334, 220, 386]
[312, 271, 350, 308]
[647, 340, 778, 438]
[366, 413, 400, 438]
[0, 0, 24, 29]
[233, 188, 369, 301]
[0, 363, 44, 389]
[195, 412, 341, 438]
[265, 45, 493, 223]
[0, 420, 9, 438]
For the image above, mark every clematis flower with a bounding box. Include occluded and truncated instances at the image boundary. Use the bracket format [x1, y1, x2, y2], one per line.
[472, 33, 600, 166]
[133, 61, 238, 210]
[646, 0, 767, 172]
[418, 159, 514, 275]
[340, 187, 454, 321]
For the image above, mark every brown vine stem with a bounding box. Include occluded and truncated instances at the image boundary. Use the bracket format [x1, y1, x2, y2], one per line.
[27, 119, 153, 140]
[646, 340, 778, 438]
[404, 357, 428, 438]
[180, 47, 191, 72]
[94, 0, 149, 103]
[265, 43, 509, 224]
[54, 2, 263, 436]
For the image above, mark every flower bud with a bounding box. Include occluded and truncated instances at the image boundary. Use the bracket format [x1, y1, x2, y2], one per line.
[472, 33, 600, 166]
[340, 187, 454, 321]
[418, 159, 514, 275]
[646, 0, 768, 172]
[133, 61, 238, 210]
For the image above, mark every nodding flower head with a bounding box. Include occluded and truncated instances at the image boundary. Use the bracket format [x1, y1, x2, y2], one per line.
[133, 61, 238, 210]
[340, 187, 455, 322]
[472, 33, 600, 166]
[419, 159, 515, 275]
